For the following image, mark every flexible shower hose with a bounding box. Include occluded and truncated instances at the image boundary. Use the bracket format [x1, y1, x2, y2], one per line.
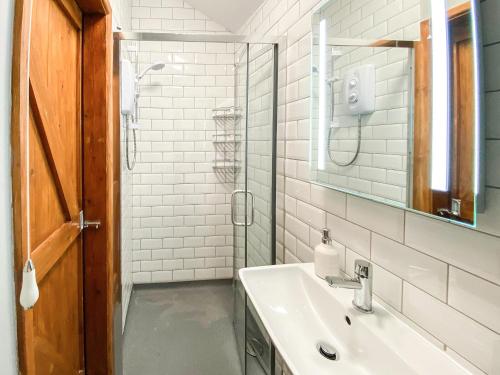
[327, 114, 362, 167]
[126, 116, 137, 171]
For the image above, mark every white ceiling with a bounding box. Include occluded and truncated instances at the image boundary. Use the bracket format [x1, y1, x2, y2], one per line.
[187, 0, 266, 33]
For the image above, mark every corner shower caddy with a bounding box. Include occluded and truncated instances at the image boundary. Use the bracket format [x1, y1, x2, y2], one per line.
[212, 106, 242, 182]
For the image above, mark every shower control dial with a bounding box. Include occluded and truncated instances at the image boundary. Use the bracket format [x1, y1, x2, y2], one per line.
[343, 65, 375, 115]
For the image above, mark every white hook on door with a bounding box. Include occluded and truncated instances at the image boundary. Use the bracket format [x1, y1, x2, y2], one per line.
[19, 0, 39, 311]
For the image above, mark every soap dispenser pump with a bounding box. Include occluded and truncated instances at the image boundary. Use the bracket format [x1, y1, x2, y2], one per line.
[314, 228, 341, 280]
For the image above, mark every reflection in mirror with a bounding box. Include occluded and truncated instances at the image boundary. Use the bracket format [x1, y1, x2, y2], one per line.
[310, 0, 482, 226]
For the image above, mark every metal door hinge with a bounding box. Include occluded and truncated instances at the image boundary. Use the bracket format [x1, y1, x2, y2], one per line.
[79, 210, 101, 230]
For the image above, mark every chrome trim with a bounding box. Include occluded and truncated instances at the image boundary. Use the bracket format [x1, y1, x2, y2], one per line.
[312, 37, 416, 48]
[326, 276, 362, 289]
[113, 32, 281, 44]
[114, 32, 246, 43]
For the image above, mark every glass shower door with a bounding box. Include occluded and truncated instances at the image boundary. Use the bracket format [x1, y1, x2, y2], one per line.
[233, 43, 248, 375]
[233, 42, 277, 375]
[245, 43, 277, 375]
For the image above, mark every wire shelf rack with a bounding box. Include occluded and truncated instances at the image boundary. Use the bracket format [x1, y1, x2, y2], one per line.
[212, 106, 242, 183]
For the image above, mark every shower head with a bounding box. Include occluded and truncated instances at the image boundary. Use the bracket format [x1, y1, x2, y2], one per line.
[137, 61, 166, 81]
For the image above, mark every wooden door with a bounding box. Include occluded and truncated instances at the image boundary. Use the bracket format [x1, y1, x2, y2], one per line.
[412, 3, 474, 223]
[18, 0, 84, 373]
[450, 9, 474, 222]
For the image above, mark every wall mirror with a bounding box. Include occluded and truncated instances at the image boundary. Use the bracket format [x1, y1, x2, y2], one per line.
[310, 0, 483, 226]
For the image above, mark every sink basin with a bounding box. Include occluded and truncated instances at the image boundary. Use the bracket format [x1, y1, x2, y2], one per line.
[240, 263, 471, 375]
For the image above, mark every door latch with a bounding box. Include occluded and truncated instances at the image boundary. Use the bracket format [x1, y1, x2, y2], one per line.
[79, 211, 101, 230]
[437, 199, 462, 218]
[451, 198, 461, 217]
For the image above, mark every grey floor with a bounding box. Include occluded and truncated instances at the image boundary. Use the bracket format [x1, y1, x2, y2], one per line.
[123, 280, 244, 375]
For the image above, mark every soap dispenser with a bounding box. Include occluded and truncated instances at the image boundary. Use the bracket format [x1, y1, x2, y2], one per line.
[314, 228, 341, 280]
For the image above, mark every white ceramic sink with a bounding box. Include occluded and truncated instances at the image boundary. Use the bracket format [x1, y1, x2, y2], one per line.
[240, 263, 471, 375]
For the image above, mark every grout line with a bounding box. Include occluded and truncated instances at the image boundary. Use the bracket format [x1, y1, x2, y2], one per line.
[445, 264, 450, 304]
[402, 209, 406, 243]
[369, 231, 372, 259]
[400, 280, 404, 313]
[483, 40, 500, 48]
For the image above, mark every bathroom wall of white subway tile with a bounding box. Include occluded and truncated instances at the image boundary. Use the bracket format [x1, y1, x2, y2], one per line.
[127, 0, 238, 283]
[239, 0, 500, 373]
[130, 40, 237, 283]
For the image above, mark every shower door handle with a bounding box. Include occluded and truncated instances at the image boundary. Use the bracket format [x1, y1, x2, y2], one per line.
[231, 190, 246, 226]
[231, 190, 255, 226]
[247, 191, 254, 226]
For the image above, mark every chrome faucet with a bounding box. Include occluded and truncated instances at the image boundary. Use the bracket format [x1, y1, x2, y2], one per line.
[326, 259, 373, 313]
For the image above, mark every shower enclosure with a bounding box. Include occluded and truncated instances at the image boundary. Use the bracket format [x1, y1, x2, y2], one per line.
[233, 43, 278, 375]
[114, 32, 278, 375]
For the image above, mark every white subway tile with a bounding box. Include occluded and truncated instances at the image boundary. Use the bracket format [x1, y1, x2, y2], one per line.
[405, 212, 500, 285]
[372, 264, 403, 311]
[310, 184, 346, 217]
[326, 213, 371, 259]
[285, 214, 309, 244]
[347, 195, 404, 241]
[184, 258, 205, 269]
[296, 240, 313, 262]
[216, 246, 233, 257]
[133, 272, 151, 284]
[403, 283, 500, 373]
[216, 268, 233, 279]
[205, 257, 226, 268]
[151, 271, 173, 283]
[448, 267, 500, 334]
[285, 177, 311, 201]
[172, 7, 194, 19]
[173, 269, 194, 281]
[195, 268, 216, 280]
[371, 233, 448, 300]
[296, 200, 326, 230]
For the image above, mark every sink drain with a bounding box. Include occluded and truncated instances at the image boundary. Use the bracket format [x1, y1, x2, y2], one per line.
[317, 342, 339, 361]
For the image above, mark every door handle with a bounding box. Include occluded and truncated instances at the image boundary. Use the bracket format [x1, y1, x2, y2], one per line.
[247, 191, 254, 226]
[231, 190, 255, 226]
[231, 190, 246, 226]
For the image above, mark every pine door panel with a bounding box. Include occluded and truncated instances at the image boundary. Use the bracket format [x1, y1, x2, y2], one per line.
[22, 0, 84, 372]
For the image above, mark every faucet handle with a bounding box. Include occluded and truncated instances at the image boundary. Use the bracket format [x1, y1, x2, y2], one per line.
[354, 259, 372, 279]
